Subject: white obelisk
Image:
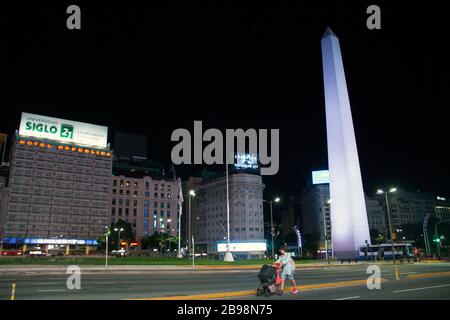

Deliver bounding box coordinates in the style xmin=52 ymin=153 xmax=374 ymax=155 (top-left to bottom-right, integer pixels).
xmin=321 ymin=27 xmax=371 ymax=259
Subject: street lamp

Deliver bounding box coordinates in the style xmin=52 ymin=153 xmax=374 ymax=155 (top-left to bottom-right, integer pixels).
xmin=177 ymin=179 xmax=184 ymax=259
xmin=263 ymin=197 xmax=281 ymax=258
xmin=223 ymin=163 xmax=234 ymax=262
xmin=114 ymin=227 xmax=124 ymax=250
xmin=104 ymin=226 xmax=110 ymax=268
xmin=377 ymin=188 xmax=397 ymax=263
xmin=188 ymin=190 xmax=195 ymax=259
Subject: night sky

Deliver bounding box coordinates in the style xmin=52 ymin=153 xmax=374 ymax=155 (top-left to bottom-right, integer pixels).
xmin=5 ymin=2 xmax=449 ymax=208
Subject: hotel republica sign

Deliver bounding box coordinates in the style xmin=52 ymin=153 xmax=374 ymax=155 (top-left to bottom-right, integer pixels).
xmin=19 ymin=112 xmax=108 ymax=148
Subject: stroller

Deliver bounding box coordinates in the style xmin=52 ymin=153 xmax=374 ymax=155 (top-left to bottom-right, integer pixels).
xmin=256 ymin=263 xmax=282 ymax=297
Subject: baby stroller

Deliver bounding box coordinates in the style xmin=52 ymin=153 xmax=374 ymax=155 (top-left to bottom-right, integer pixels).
xmin=256 ymin=263 xmax=282 ymax=297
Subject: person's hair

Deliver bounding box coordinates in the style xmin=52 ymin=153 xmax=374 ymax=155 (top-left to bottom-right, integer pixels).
xmin=279 ymin=246 xmax=288 ymax=253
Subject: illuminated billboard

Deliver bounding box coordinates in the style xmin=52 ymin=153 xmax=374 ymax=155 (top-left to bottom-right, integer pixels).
xmin=312 ymin=170 xmax=330 ymax=184
xmin=19 ymin=112 xmax=108 ymax=148
xmin=234 ymin=153 xmax=258 ymax=170
xmin=217 ymin=241 xmax=267 ymax=252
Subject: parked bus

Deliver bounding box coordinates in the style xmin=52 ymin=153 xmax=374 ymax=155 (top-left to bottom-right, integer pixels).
xmin=359 ymin=242 xmax=414 ymax=260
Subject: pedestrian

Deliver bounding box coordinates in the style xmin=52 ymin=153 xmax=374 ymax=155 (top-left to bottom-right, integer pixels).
xmin=274 ymin=246 xmax=298 ymax=294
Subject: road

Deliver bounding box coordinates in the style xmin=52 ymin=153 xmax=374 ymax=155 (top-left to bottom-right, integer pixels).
xmin=1 ymin=262 xmax=450 ymax=300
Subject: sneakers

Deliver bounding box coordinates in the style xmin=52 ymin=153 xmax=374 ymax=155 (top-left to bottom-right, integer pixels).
xmin=291 ymin=289 xmax=299 ymax=294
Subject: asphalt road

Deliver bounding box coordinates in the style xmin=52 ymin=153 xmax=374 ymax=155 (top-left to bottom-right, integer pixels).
xmin=1 ymin=263 xmax=450 ymax=300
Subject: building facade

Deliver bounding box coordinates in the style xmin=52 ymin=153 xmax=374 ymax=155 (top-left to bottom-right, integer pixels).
xmin=192 ymin=173 xmax=265 ymax=253
xmin=365 ymin=196 xmax=386 ymax=236
xmin=300 ymin=184 xmax=331 ymax=254
xmin=109 ymin=175 xmax=181 ymax=241
xmin=0 ymin=136 xmax=112 ymax=240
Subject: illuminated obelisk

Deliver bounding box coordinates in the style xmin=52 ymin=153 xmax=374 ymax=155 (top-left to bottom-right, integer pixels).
xmin=321 ymin=27 xmax=371 ymax=259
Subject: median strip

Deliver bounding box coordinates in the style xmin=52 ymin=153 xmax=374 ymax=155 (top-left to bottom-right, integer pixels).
xmin=132 ymin=278 xmax=386 ymax=300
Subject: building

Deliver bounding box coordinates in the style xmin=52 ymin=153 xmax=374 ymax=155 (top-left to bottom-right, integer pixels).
xmin=0 ymin=175 xmax=7 ymax=239
xmin=280 ymin=195 xmax=301 ymax=239
xmin=0 ymin=133 xmax=7 ymax=165
xmin=300 ymin=184 xmax=331 ymax=255
xmin=322 ymin=28 xmax=371 ymax=258
xmin=0 ymin=113 xmax=112 ymax=246
xmin=365 ymin=196 xmax=386 ymax=236
xmin=110 ymin=135 xmax=181 ymax=243
xmin=113 ymin=131 xmax=148 ymax=160
xmin=372 ymin=188 xmax=436 ymax=232
xmin=109 ymin=175 xmax=181 ymax=242
xmin=435 ymin=196 xmax=450 ymax=220
xmin=192 ymin=172 xmax=265 ymax=256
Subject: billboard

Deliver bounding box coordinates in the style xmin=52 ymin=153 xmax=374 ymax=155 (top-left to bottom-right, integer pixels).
xmin=217 ymin=241 xmax=267 ymax=252
xmin=234 ymin=153 xmax=258 ymax=170
xmin=19 ymin=112 xmax=108 ymax=148
xmin=312 ymin=170 xmax=330 ymax=184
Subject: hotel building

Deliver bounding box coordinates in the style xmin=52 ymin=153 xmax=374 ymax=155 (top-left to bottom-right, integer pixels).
xmin=0 ymin=113 xmax=112 ymax=243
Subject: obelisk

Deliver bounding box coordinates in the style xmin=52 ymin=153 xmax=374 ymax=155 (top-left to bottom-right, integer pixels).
xmin=321 ymin=27 xmax=371 ymax=259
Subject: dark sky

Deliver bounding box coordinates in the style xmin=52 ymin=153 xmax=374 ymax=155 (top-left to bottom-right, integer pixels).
xmin=5 ymin=2 xmax=449 ymax=206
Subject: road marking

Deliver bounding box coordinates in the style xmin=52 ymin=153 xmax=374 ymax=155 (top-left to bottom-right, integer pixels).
xmin=406 ymin=271 xmax=450 ymax=280
xmin=334 ymin=296 xmax=360 ymax=300
xmin=37 ymin=289 xmax=65 ymax=292
xmin=393 ymin=284 xmax=450 ymax=294
xmin=131 ymin=278 xmax=386 ymax=300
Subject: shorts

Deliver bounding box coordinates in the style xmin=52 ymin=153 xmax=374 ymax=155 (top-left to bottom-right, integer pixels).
xmin=280 ymin=271 xmax=294 ymax=280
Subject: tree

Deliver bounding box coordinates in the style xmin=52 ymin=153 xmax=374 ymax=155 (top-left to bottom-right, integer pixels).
xmin=370 ymin=228 xmax=385 ymax=244
xmin=302 ymin=233 xmax=319 ymax=258
xmin=97 ymin=219 xmax=134 ymax=250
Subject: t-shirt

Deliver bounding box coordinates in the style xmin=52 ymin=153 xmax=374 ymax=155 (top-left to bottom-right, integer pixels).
xmin=276 ymin=253 xmax=294 ymax=275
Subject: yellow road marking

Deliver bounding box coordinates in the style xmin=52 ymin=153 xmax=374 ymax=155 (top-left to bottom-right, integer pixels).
xmin=406 ymin=271 xmax=450 ymax=280
xmin=131 ymin=278 xmax=386 ymax=300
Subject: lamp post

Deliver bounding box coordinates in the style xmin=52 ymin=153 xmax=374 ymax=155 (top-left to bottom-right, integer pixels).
xmin=166 ymin=219 xmax=172 ymax=253
xmin=104 ymin=226 xmax=110 ymax=268
xmin=114 ymin=227 xmax=124 ymax=250
xmin=434 ymin=219 xmax=450 ymax=258
xmin=188 ymin=190 xmax=195 ymax=259
xmin=377 ymin=188 xmax=397 ymax=263
xmin=223 ymin=162 xmax=234 ymax=262
xmin=263 ymin=197 xmax=280 ymax=258
xmin=177 ymin=179 xmax=183 ymax=258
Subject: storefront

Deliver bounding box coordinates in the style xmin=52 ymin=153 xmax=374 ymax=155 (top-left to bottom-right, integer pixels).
xmin=1 ymin=238 xmax=99 ymax=256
